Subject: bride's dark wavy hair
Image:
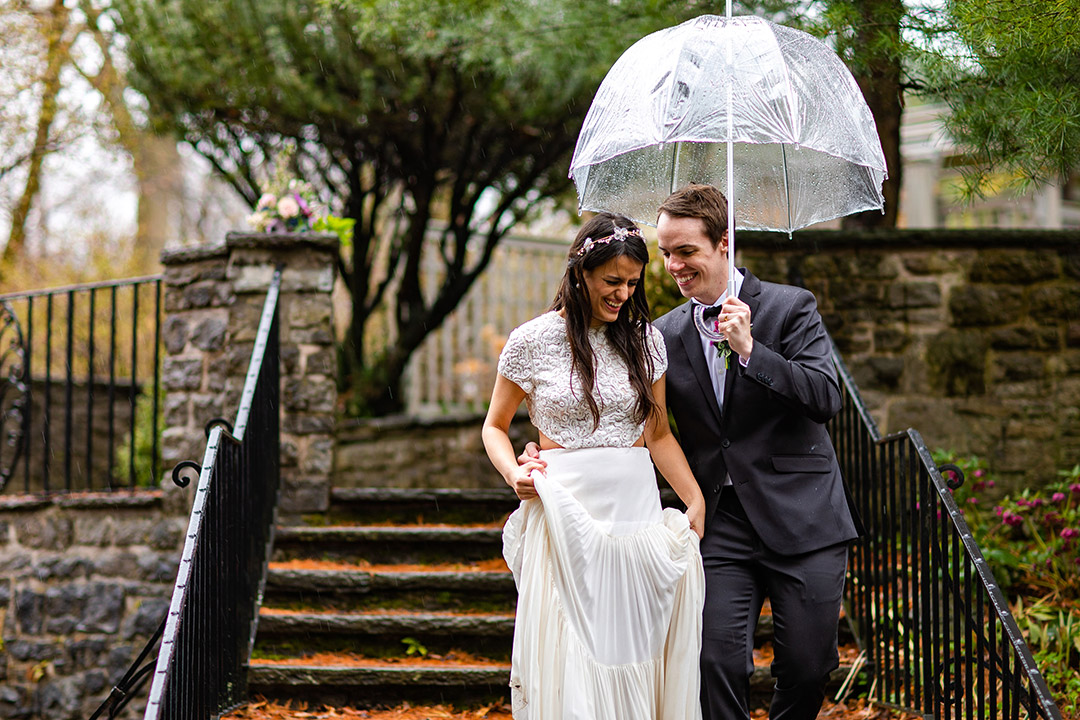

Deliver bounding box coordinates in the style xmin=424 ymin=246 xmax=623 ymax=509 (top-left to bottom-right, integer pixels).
xmin=551 ymin=213 xmax=658 ymax=430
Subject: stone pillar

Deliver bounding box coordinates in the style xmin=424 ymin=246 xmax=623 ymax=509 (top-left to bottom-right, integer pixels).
xmin=160 ymin=232 xmax=339 ymax=516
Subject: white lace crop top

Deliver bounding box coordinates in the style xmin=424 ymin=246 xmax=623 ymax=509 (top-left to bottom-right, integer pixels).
xmin=497 ymin=311 xmax=668 ymax=449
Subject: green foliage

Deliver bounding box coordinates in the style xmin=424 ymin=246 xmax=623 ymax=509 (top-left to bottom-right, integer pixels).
xmin=916 ymin=0 xmax=1080 ymax=197
xmin=934 ymin=451 xmax=1080 ymax=598
xmin=400 ymin=636 xmax=428 ymax=657
xmin=934 ymin=450 xmax=1080 ymax=714
xmin=1011 ymin=596 xmax=1080 ymax=718
xmin=313 ymin=215 xmax=356 ymax=251
xmin=644 ymin=240 xmax=686 ymax=320
xmin=115 ymin=0 xmax=721 ymax=414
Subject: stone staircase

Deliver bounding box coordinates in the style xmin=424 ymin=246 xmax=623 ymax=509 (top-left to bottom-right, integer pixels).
xmin=246 ymin=487 xmax=862 ymax=711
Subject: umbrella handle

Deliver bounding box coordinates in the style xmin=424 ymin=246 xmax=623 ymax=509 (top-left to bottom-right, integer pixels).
xmin=692 ymin=304 xmax=725 ymax=342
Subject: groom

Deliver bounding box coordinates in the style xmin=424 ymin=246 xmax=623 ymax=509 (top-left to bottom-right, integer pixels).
xmin=652 ymin=183 xmax=859 ymax=720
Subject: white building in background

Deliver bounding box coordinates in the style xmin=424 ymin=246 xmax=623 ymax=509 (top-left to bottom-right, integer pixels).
xmin=899 ymin=102 xmax=1080 ymax=229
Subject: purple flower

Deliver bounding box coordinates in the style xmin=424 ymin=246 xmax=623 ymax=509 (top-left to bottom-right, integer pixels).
xmin=1071 ymin=483 xmax=1080 ymax=495
xmin=1060 ymin=528 xmax=1079 ymax=540
xmin=295 ymin=192 xmax=313 ymax=218
xmin=1028 ymin=498 xmax=1046 ymax=508
xmin=1052 ymin=492 xmax=1066 ymax=503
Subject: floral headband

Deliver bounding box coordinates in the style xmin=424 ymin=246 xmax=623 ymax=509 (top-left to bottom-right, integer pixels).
xmin=576 ymin=225 xmax=644 ymax=256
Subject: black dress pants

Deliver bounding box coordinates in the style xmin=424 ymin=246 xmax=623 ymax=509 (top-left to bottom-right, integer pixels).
xmin=700 ymin=486 xmax=849 ymax=720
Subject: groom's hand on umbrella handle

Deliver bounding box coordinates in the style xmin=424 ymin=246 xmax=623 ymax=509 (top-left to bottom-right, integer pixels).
xmin=719 ymin=297 xmax=753 ymax=361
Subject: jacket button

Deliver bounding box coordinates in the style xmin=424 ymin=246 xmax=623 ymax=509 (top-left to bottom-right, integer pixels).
xmin=721 ymin=439 xmax=731 ymax=449
xmin=713 ymin=485 xmax=721 ymax=494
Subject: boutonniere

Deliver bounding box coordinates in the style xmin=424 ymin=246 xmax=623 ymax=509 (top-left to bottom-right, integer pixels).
xmin=712 ymin=318 xmax=732 ymax=370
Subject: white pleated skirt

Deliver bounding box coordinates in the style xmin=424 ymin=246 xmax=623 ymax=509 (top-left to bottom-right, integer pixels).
xmin=502 ymin=446 xmax=704 ymax=720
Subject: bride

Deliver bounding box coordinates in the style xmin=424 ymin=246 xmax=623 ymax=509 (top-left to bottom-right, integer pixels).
xmin=483 ymin=212 xmax=705 ymax=720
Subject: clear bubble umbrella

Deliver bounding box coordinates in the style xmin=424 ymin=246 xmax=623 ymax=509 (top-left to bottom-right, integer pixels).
xmin=569 ymin=12 xmax=887 ymax=338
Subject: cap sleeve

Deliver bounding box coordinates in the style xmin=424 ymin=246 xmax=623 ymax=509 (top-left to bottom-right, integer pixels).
xmin=497 ymin=325 xmax=534 ymax=393
xmin=647 ymin=324 xmax=668 ymax=382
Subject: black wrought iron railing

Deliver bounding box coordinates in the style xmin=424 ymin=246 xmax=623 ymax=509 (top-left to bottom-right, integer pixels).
xmin=0 ymin=276 xmax=163 ymax=495
xmin=136 ymin=269 xmax=282 ymax=720
xmin=830 ymin=347 xmax=1063 ymax=720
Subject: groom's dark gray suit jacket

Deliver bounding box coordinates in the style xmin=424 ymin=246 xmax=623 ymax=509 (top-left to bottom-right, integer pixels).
xmin=654 ymin=269 xmax=860 ymax=556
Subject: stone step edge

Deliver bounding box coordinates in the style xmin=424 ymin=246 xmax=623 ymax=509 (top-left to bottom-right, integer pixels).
xmin=258 ymin=611 xmax=515 ymax=636
xmin=256 ymin=609 xmax=786 ymax=638
xmin=247 ymin=662 xmax=856 ymax=689
xmin=266 ymin=568 xmax=515 ymax=592
xmin=248 ymin=663 xmax=509 ymax=687
xmin=274 ymin=526 xmax=503 ymax=542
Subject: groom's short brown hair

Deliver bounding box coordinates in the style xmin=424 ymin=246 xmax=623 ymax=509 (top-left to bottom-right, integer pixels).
xmin=657 ymin=184 xmax=729 ymax=249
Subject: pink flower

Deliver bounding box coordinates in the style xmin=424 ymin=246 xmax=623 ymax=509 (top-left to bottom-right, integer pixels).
xmin=968 ymin=497 xmax=979 ymax=504
xmin=1028 ymin=498 xmax=1046 ymax=508
xmin=1070 ymin=483 xmax=1080 ymax=495
xmin=987 ymin=479 xmax=996 ymax=488
xmin=974 ymin=469 xmax=985 ymax=478
xmin=1002 ymin=511 xmax=1024 ymax=527
xmin=973 ymin=481 xmax=986 ymax=492
xmin=1053 ymin=492 xmax=1067 ymax=503
xmin=1060 ymin=528 xmax=1079 ymax=540
xmin=995 ymin=506 xmax=1004 ymax=516
xmin=277 ymin=195 xmax=300 ymax=219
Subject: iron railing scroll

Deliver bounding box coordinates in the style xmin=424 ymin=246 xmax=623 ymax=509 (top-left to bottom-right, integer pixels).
xmin=829 ymin=344 xmax=1063 ymax=720
xmin=0 ymin=277 xmax=162 ymax=494
xmin=140 ymin=268 xmax=282 ymax=720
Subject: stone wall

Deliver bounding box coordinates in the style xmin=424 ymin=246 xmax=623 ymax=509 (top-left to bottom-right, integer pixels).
xmin=736 ymin=229 xmax=1080 ymax=490
xmin=0 ymin=492 xmax=185 ymax=719
xmin=334 ymin=412 xmax=535 ymax=489
xmin=161 ymin=232 xmax=340 ymax=516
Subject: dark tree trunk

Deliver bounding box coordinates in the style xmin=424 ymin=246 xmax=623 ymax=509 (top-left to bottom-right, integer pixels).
xmin=841 ymin=0 xmax=904 ymax=229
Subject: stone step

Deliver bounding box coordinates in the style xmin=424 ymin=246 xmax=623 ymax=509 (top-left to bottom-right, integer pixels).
xmin=246 ymin=654 xmax=862 ymax=709
xmin=324 ymin=487 xmax=520 ymax=526
xmin=272 ymin=524 xmax=504 ymax=564
xmin=263 ymin=564 xmax=518 ymax=613
xmin=320 ymin=486 xmax=684 ymax=525
xmin=258 ymin=609 xmax=516 ymax=637
xmin=247 ymin=659 xmax=511 ymax=708
xmin=254 ymin=609 xmax=515 ymax=659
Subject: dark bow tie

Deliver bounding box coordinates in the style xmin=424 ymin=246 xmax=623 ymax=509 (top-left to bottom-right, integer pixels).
xmin=699 ymin=304 xmax=724 ymax=320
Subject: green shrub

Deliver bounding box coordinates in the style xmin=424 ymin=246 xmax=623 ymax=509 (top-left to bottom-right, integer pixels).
xmin=934 ymin=451 xmax=1080 ymax=716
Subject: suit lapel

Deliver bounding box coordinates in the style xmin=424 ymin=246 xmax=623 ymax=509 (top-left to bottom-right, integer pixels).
xmin=677 ymin=303 xmax=723 ymax=425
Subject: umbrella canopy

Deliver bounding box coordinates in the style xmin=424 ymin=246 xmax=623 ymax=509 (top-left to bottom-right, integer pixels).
xmin=569 ymin=14 xmax=887 ymax=233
